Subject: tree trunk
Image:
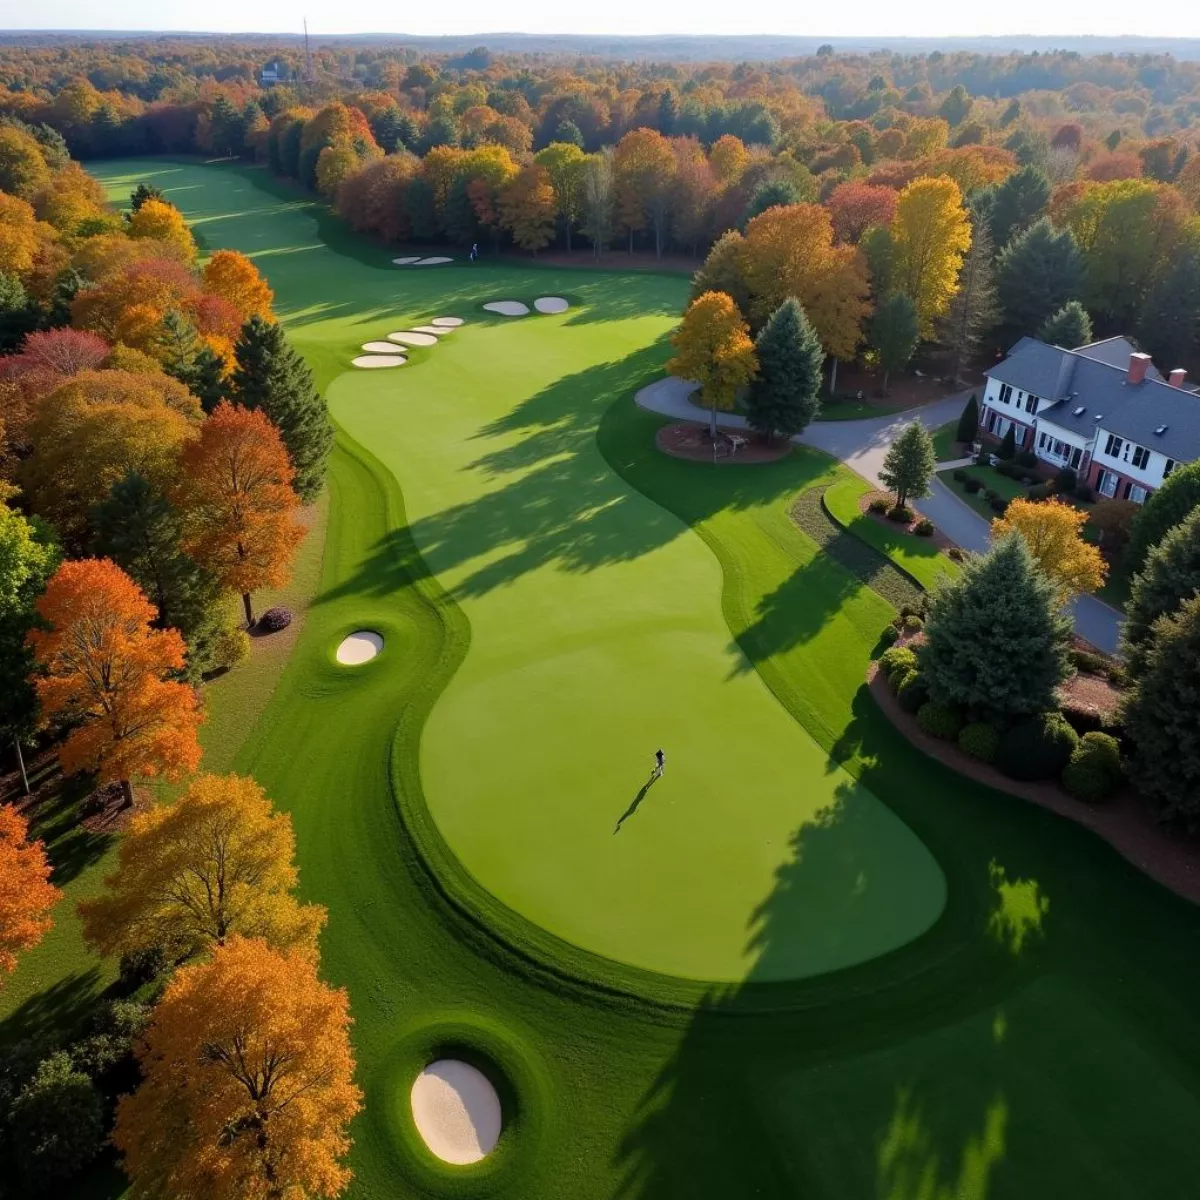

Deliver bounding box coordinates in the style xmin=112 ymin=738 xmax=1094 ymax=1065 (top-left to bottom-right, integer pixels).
xmin=710 ymin=397 xmax=718 ymax=441
xmin=120 ymin=778 xmax=134 ymax=809
xmin=14 ymin=738 xmax=29 ymax=797
xmin=882 ymin=368 xmax=891 ymax=395
xmin=829 ymin=358 xmax=838 ymax=395
xmin=566 ymin=224 xmax=572 ymax=253
xmin=628 ymin=227 xmax=634 ymax=254
xmin=242 ymin=592 xmax=255 ymax=628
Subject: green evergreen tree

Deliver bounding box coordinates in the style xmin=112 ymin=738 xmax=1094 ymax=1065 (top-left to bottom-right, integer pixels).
xmin=938 ymin=84 xmax=972 ymax=127
xmin=998 ymin=423 xmax=1017 ymax=459
xmin=404 ymin=176 xmax=439 ymax=240
xmin=996 ymin=218 xmax=1085 ymax=336
xmin=988 ymin=164 xmax=1051 ymax=250
xmin=871 ymin=292 xmax=919 ymax=393
xmin=745 ymin=298 xmax=824 ymax=440
xmin=93 ymin=472 xmax=230 ymax=679
xmin=157 ymin=309 xmax=227 ymax=412
xmin=1138 ymin=243 xmax=1200 ymax=372
xmin=956 ymin=393 xmax=979 ymax=443
xmin=739 ymin=179 xmax=801 ymax=230
xmin=129 ymin=182 xmax=165 ymax=212
xmin=1127 ymin=460 xmax=1200 ymax=572
xmin=1123 ymin=506 xmax=1200 ymax=680
xmin=554 ymin=120 xmax=584 ymax=148
xmin=230 ymin=315 xmax=332 ymax=502
xmin=0 ymin=270 xmax=37 ymax=352
xmin=879 ymin=420 xmax=936 ymax=507
xmin=1123 ymin=595 xmax=1200 ymax=828
xmin=922 ymin=534 xmax=1072 ymax=722
xmin=939 ymin=220 xmax=997 ymax=385
xmin=1038 ymin=300 xmax=1093 ymax=348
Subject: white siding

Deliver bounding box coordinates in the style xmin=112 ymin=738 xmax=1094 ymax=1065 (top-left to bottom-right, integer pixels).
xmin=1092 ymin=429 xmax=1178 ymax=489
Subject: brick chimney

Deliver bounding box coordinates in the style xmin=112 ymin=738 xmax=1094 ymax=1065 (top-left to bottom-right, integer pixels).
xmin=1127 ymin=352 xmax=1152 ymax=385
xmin=1170 ymin=368 xmax=1188 ymax=388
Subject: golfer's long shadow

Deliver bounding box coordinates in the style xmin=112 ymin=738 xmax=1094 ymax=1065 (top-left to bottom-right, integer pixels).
xmin=614 ymin=773 xmax=659 ymax=833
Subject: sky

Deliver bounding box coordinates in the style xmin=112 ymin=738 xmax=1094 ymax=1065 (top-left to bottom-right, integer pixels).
xmin=4 ymin=0 xmax=1200 ymax=38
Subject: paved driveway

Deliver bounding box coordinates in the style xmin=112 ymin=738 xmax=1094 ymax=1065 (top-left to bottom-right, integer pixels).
xmin=635 ymin=378 xmax=1124 ymax=653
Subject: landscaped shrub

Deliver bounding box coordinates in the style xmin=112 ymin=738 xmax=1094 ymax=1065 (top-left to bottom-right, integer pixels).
xmin=1021 ymin=474 xmax=1038 ymax=485
xmin=1056 ymin=467 xmax=1078 ymax=493
xmin=975 ymin=450 xmax=991 ymax=467
xmin=257 ymin=606 xmax=293 ymax=633
xmin=997 ymin=713 xmax=1079 ymax=780
xmin=879 ymin=646 xmax=918 ymax=683
xmin=896 ymin=671 xmax=930 ymax=713
xmin=902 ymin=613 xmax=924 ymax=631
xmin=964 ymin=477 xmax=983 ymax=494
xmin=1017 ymin=450 xmax=1038 ymax=469
xmin=888 ymin=504 xmax=915 ymax=523
xmin=958 ymin=721 xmax=1000 ymax=763
xmin=948 ymin=546 xmax=966 ymax=562
xmin=211 ymin=627 xmax=249 ymax=671
xmin=953 ymin=468 xmax=968 ymax=482
xmin=868 ymin=495 xmax=890 ymax=514
xmin=1070 ymin=647 xmax=1110 ymax=675
xmin=989 ymin=495 xmax=1009 ymax=513
xmin=1060 ymin=696 xmax=1108 ymax=735
xmin=914 ymin=517 xmax=934 ymax=536
xmin=996 ymin=461 xmax=1022 ymax=480
xmin=899 ymin=601 xmax=927 ymax=619
xmin=917 ymin=702 xmax=964 ymax=740
xmin=1061 ymin=733 xmax=1123 ymax=803
xmin=1074 ymin=484 xmax=1094 ymax=502
xmin=1027 ymin=482 xmax=1054 ymax=501
xmin=879 ymin=624 xmax=901 ymax=647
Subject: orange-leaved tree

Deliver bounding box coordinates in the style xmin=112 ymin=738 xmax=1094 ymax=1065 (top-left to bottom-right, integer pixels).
xmin=113 ymin=936 xmax=362 ymax=1200
xmin=201 ymin=249 xmax=275 ymax=325
xmin=79 ymin=773 xmax=325 ymax=963
xmin=498 ymin=164 xmax=557 ymax=254
xmin=668 ymin=290 xmax=758 ymax=438
xmin=0 ymin=804 xmax=61 ymax=984
xmin=176 ymin=402 xmax=304 ymax=627
xmin=127 ymin=196 xmax=197 ymax=262
xmin=992 ymin=497 xmax=1107 ymax=602
xmin=28 ymin=558 xmax=203 ymax=806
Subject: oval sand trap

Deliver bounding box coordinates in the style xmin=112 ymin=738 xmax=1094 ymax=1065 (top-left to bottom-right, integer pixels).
xmin=351 ymin=355 xmax=405 ymax=369
xmin=410 ymin=325 xmax=454 ymax=336
xmin=392 ymin=256 xmax=421 ymax=265
xmin=362 ymin=340 xmax=405 ymax=352
xmin=387 ymin=331 xmax=439 ymax=347
xmin=483 ymin=300 xmax=530 ymax=316
xmin=432 ymin=316 xmax=464 ymax=327
xmin=336 ymin=631 xmax=384 ymax=664
xmin=534 ymin=296 xmax=570 ymax=314
xmin=416 ymin=256 xmax=453 ymax=265
xmin=410 ymin=1060 xmax=501 ymax=1165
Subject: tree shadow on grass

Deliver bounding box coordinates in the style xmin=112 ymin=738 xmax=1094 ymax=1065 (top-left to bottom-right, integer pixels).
xmin=0 ymin=968 xmax=106 ymax=1049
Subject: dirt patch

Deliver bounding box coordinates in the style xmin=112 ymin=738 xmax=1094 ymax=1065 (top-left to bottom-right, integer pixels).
xmin=868 ymin=664 xmax=1200 ymax=905
xmin=834 ymin=365 xmax=980 ymax=409
xmin=80 ymin=782 xmax=152 ymax=835
xmin=656 ymin=421 xmax=792 ymax=464
xmin=857 ymin=488 xmax=957 ymax=554
xmin=1059 ymin=671 xmax=1122 ymax=719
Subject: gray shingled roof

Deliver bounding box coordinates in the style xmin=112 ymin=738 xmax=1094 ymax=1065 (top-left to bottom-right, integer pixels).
xmin=987 ymin=337 xmax=1200 ymax=463
xmin=1073 ymin=336 xmax=1164 ymax=381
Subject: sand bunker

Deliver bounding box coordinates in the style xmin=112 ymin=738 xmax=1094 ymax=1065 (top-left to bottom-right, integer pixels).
xmin=534 ymin=296 xmax=570 ymax=314
xmin=483 ymin=300 xmax=530 ymax=316
xmin=410 ymin=325 xmax=454 ymax=336
xmin=351 ymin=355 xmax=405 ymax=369
xmin=392 ymin=256 xmax=422 ymax=265
xmin=416 ymin=256 xmax=453 ymax=265
xmin=362 ymin=340 xmax=404 ymax=352
xmin=410 ymin=1060 xmax=502 ymax=1165
xmin=386 ymin=331 xmax=439 ymax=347
xmin=432 ymin=317 xmax=464 ymax=327
xmin=336 ymin=631 xmax=384 ymax=664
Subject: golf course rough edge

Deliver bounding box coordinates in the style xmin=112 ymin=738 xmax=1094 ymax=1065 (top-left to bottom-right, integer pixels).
xmin=336 ymin=631 xmax=383 ymax=664
xmin=410 ymin=1060 xmax=502 ymax=1164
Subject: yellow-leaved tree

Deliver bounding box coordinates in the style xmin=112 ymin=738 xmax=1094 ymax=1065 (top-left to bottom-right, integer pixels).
xmin=890 ymin=175 xmax=971 ymax=337
xmin=79 ymin=773 xmax=325 ymax=963
xmin=668 ymin=290 xmax=758 ymax=437
xmin=991 ymin=498 xmax=1107 ymax=601
xmin=113 ymin=936 xmax=361 ymax=1200
xmin=127 ymin=197 xmax=197 ymax=263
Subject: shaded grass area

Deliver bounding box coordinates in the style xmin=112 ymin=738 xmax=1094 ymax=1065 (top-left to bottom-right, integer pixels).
xmin=819 ymin=397 xmax=916 ymax=421
xmin=932 ymin=419 xmax=963 ymax=462
xmin=823 ymin=475 xmax=960 ymax=593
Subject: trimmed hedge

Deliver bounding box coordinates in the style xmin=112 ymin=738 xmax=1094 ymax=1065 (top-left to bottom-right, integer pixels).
xmin=879 ymin=624 xmax=901 ymax=647
xmin=868 ymin=496 xmax=890 ymax=514
xmin=914 ymin=518 xmax=934 ymax=536
xmin=888 ymin=504 xmax=915 ymax=523
xmin=257 ymin=606 xmax=294 ymax=633
xmin=879 ymin=646 xmax=918 ymax=683
xmin=896 ymin=671 xmax=930 ymax=713
xmin=1061 ymin=732 xmax=1123 ymax=803
xmin=917 ymin=702 xmax=964 ymax=740
xmin=958 ymin=721 xmax=1000 ymax=764
xmin=964 ymin=477 xmax=983 ymax=494
xmin=997 ymin=713 xmax=1079 ymax=781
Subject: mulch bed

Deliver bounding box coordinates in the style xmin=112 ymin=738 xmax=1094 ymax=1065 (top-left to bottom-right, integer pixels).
xmin=857 ymin=488 xmax=958 ymax=556
xmin=656 ymin=421 xmax=792 ymax=465
xmin=833 ymin=365 xmax=981 ymax=408
xmin=868 ymin=662 xmax=1200 ymax=905
xmin=1058 ymin=670 xmax=1122 ymax=720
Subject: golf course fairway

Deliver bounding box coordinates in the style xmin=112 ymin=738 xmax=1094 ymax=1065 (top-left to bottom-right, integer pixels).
xmin=69 ymin=159 xmax=1200 ymax=1200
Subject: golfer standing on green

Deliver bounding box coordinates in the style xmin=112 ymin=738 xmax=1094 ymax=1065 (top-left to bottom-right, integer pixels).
xmin=654 ymin=748 xmax=665 ymax=777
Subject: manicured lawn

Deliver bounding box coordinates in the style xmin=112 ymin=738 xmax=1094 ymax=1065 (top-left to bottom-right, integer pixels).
xmin=938 ymin=461 xmax=1030 ymax=520
xmin=932 ymin=419 xmax=963 ymax=462
xmin=819 ymin=397 xmax=915 ymax=421
xmin=45 ymin=158 xmax=1200 ymax=1200
xmin=823 ymin=476 xmax=960 ymax=592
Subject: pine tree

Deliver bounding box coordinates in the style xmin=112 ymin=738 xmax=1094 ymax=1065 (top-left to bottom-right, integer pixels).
xmin=1122 ymin=506 xmax=1200 ymax=680
xmin=940 ymin=220 xmax=997 ymax=384
xmin=871 ymin=293 xmax=919 ymax=393
xmin=998 ymin=423 xmax=1017 ymax=459
xmin=93 ymin=472 xmax=229 ymax=679
xmin=744 ymin=298 xmax=824 ymax=440
xmin=129 ymin=183 xmax=165 ymax=212
xmin=1127 ymin=460 xmax=1200 ymax=572
xmin=1039 ymin=300 xmax=1093 ymax=349
xmin=956 ymin=394 xmax=979 ymax=443
xmin=1138 ymin=243 xmax=1200 ymax=371
xmin=996 ymin=218 xmax=1085 ymax=336
xmin=739 ymin=180 xmax=801 ymax=231
xmin=988 ymin=165 xmax=1051 ymax=250
xmin=879 ymin=420 xmax=936 ymax=507
xmin=157 ymin=310 xmax=226 ymax=413
xmin=922 ymin=534 xmax=1072 ymax=722
xmin=1123 ymin=596 xmax=1200 ymax=828
xmin=230 ymin=316 xmax=332 ymax=502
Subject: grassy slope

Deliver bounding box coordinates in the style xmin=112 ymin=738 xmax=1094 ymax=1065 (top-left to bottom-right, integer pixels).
xmin=61 ymin=159 xmax=1200 ymax=1200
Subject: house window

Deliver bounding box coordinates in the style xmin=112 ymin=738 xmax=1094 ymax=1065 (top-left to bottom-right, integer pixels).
xmin=1039 ymin=432 xmax=1048 ymax=449
xmin=1104 ymin=434 xmax=1123 ymax=458
xmin=1071 ymin=446 xmax=1082 ymax=469
xmin=1131 ymin=445 xmax=1150 ymax=470
xmin=995 ymin=417 xmax=1010 ymax=439
xmin=1097 ymin=469 xmax=1118 ymax=498
xmin=1024 ymin=393 xmax=1039 ymax=414
xmin=1012 ymin=424 xmax=1025 ymax=447
xmin=999 ymin=383 xmax=1013 ymax=405
xmin=1165 ymin=459 xmax=1177 ymax=478
xmin=1129 ymin=484 xmax=1148 ymax=505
